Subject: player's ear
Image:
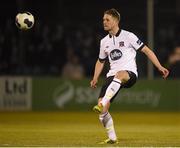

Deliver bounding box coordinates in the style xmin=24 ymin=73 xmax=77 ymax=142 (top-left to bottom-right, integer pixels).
xmin=114 ymin=18 xmax=119 ymax=24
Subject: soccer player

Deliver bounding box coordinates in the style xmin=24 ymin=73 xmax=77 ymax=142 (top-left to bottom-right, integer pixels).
xmin=90 ymin=8 xmax=169 ymax=144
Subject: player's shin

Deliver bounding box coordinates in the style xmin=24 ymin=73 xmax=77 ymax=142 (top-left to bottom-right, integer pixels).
xmin=99 ymin=112 xmax=117 ymax=141
xmin=100 ymin=78 xmax=121 ymax=106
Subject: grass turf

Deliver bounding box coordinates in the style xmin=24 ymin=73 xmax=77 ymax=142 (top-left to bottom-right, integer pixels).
xmin=0 ymin=111 xmax=179 ymax=147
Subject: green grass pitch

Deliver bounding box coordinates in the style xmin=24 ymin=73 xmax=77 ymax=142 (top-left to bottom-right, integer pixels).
xmin=0 ymin=111 xmax=179 ymax=147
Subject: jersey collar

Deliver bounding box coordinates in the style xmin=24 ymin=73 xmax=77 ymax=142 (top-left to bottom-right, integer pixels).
xmin=109 ymin=29 xmax=121 ymax=38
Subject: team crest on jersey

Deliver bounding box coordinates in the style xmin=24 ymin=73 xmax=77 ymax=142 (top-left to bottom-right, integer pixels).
xmin=119 ymin=41 xmax=124 ymax=47
xmin=110 ymin=49 xmax=122 ymax=61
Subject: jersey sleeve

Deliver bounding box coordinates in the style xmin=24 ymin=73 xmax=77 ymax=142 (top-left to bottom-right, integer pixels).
xmin=98 ymin=40 xmax=107 ymax=62
xmin=128 ymin=33 xmax=145 ymax=51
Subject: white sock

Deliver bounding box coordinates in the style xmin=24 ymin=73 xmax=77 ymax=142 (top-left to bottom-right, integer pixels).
xmin=100 ymin=78 xmax=121 ymax=106
xmin=99 ymin=112 xmax=117 ymax=141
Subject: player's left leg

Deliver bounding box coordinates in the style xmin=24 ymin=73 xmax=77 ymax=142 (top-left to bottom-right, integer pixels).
xmin=100 ymin=71 xmax=130 ymax=107
xmin=93 ymin=71 xmax=129 ymax=114
xmin=93 ymin=70 xmax=137 ymax=113
xmin=93 ymin=76 xmax=115 ymax=114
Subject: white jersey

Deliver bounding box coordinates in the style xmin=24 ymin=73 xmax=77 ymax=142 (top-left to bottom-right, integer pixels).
xmin=99 ymin=29 xmax=145 ymax=77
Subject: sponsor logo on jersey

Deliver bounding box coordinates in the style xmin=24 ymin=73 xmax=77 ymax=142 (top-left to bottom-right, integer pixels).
xmin=110 ymin=49 xmax=122 ymax=61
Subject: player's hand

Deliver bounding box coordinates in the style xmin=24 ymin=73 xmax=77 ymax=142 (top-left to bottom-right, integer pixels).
xmin=158 ymin=66 xmax=169 ymax=79
xmin=90 ymin=79 xmax=98 ymax=88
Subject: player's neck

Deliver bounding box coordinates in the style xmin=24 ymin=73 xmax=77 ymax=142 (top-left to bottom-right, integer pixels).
xmin=109 ymin=26 xmax=120 ymax=36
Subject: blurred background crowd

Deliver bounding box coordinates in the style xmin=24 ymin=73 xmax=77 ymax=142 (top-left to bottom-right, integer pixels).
xmin=0 ymin=0 xmax=179 ymax=78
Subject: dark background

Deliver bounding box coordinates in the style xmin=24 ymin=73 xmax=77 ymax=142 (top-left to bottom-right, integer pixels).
xmin=0 ymin=0 xmax=179 ymax=78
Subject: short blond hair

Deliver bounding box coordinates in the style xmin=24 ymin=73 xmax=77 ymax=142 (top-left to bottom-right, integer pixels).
xmin=104 ymin=8 xmax=120 ymax=22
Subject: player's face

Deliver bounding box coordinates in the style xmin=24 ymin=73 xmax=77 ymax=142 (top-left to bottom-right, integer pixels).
xmin=103 ymin=14 xmax=117 ymax=31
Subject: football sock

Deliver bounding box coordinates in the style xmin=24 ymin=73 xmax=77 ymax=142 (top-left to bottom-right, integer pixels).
xmin=100 ymin=78 xmax=121 ymax=106
xmin=99 ymin=112 xmax=117 ymax=141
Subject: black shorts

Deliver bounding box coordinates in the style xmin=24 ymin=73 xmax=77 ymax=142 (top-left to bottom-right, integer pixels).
xmin=99 ymin=71 xmax=137 ymax=103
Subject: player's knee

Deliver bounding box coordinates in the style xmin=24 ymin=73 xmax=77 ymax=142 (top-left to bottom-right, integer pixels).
xmin=115 ymin=71 xmax=125 ymax=78
xmin=99 ymin=112 xmax=108 ymax=127
xmin=115 ymin=71 xmax=130 ymax=83
xmin=99 ymin=115 xmax=105 ymax=127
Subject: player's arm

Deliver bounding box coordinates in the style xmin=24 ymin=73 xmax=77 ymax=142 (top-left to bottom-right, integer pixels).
xmin=141 ymin=45 xmax=169 ymax=79
xmin=90 ymin=59 xmax=105 ymax=88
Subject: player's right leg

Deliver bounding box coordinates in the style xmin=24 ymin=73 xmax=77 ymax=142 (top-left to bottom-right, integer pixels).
xmin=94 ymin=98 xmax=117 ymax=143
xmin=99 ymin=138 xmax=118 ymax=144
xmin=93 ymin=71 xmax=137 ymax=144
